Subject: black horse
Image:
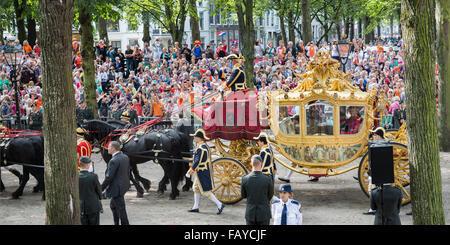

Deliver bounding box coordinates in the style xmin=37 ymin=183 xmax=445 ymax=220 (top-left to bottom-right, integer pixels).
xmin=0 ymin=134 xmax=45 ymax=200
xmin=82 ymin=120 xmax=193 ymax=199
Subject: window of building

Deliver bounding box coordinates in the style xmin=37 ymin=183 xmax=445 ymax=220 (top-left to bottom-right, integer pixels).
xmin=111 ymin=41 xmax=121 ymax=49
xmin=200 ymin=12 xmax=204 ymax=30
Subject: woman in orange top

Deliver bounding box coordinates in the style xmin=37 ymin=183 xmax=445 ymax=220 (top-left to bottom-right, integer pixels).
xmin=152 ymin=96 xmax=165 ymax=117
xmin=23 ymin=41 xmax=33 ymax=54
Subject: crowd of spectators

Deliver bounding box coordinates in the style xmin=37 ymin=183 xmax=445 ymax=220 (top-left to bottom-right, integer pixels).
xmin=0 ymin=34 xmax=411 ymax=130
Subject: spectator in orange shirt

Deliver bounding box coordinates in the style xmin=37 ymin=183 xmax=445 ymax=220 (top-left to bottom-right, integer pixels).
xmin=22 ymin=40 xmax=33 ymax=55
xmin=152 ymin=96 xmax=165 ymax=117
xmin=35 ymin=95 xmax=43 ymax=111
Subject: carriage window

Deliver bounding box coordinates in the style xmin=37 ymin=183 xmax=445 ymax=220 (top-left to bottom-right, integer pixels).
xmin=305 ymin=100 xmax=334 ymax=136
xmin=339 ymin=106 xmax=365 ymax=135
xmin=278 ymin=106 xmax=300 ymax=135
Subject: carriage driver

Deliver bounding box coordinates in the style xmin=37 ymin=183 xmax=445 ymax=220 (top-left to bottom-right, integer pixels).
xmin=254 ymin=132 xmax=277 ymax=182
xmin=187 ymin=129 xmax=226 ymax=215
xmin=221 ymin=54 xmax=247 ymax=92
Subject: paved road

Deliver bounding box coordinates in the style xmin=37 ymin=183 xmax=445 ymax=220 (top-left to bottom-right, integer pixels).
xmin=1 ymin=152 xmax=449 ymax=225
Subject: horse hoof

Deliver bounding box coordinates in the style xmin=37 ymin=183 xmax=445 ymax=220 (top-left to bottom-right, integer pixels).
xmin=11 ymin=194 xmax=20 ymax=199
xmin=136 ymin=192 xmax=144 ymax=198
xmin=169 ymin=195 xmax=176 ymax=200
xmin=157 ymin=190 xmax=164 ymax=196
xmin=182 ymin=186 xmax=190 ymax=192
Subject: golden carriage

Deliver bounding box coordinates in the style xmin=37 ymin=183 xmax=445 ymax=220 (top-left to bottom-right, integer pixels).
xmin=195 ymin=52 xmax=410 ymax=205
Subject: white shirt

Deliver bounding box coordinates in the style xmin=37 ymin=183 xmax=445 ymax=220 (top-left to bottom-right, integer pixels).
xmin=271 ymin=196 xmax=303 ymax=225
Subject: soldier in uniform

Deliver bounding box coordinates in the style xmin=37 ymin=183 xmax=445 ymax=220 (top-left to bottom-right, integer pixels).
xmin=77 ymin=128 xmax=92 ymax=172
xmin=221 ymin=54 xmax=247 ymax=92
xmin=187 ymin=129 xmax=225 ymax=215
xmin=272 ymin=184 xmax=302 ymax=225
xmin=76 ymin=100 xmax=94 ymax=127
xmin=253 ymin=132 xmax=277 ymax=182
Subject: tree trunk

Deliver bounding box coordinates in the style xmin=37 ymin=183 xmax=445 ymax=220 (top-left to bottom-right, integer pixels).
xmin=401 ymin=0 xmax=445 ymax=225
xmin=0 ymin=25 xmax=4 ymax=42
xmin=358 ymin=18 xmax=363 ymax=39
xmin=350 ymin=17 xmax=355 ymax=41
xmin=14 ymin=0 xmax=27 ymax=44
xmin=27 ymin=15 xmax=37 ymax=46
xmin=302 ymin=0 xmax=312 ymax=44
xmin=335 ymin=19 xmax=341 ymax=40
xmin=97 ymin=17 xmax=109 ymax=46
xmin=377 ymin=24 xmax=381 ymax=39
xmin=38 ymin=0 xmax=80 ymax=225
xmin=279 ymin=14 xmax=287 ymax=47
xmin=437 ymin=0 xmax=450 ymax=152
xmin=78 ymin=5 xmax=98 ymax=119
xmin=189 ymin=0 xmax=200 ymax=44
xmin=142 ymin=11 xmax=151 ymax=44
xmin=287 ymin=11 xmax=295 ymax=44
xmin=236 ymin=0 xmax=255 ymax=89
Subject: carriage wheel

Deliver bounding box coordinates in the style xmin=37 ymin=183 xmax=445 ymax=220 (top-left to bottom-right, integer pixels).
xmin=211 ymin=157 xmax=248 ymax=204
xmin=358 ymin=142 xmax=410 ymax=205
xmin=214 ymin=138 xmax=259 ymax=169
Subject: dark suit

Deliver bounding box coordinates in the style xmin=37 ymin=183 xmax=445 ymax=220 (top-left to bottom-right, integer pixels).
xmin=102 ymin=152 xmax=131 ymax=225
xmin=79 ymin=170 xmax=102 ymax=225
xmin=370 ymin=185 xmax=402 ymax=225
xmin=241 ymin=171 xmax=273 ymax=225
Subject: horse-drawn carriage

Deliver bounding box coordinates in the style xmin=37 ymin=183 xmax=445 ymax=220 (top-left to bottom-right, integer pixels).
xmin=192 ymin=51 xmax=410 ymax=205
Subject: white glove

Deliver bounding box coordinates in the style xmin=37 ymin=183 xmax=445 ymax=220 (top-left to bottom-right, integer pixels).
xmin=185 ymin=173 xmax=191 ymax=178
xmin=218 ymin=85 xmax=224 ymax=92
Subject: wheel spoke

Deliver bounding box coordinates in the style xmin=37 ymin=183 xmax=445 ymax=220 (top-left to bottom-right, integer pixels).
xmin=230 ymin=184 xmax=239 ymax=197
xmin=212 ymin=183 xmax=223 ymax=193
xmin=219 ymin=185 xmax=226 ymax=200
xmin=227 ymin=185 xmax=231 ymax=200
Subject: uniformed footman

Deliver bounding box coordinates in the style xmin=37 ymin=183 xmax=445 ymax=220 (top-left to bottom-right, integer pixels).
xmin=253 ymin=132 xmax=277 ymax=182
xmin=272 ymin=184 xmax=302 ymax=225
xmin=187 ymin=129 xmax=225 ymax=215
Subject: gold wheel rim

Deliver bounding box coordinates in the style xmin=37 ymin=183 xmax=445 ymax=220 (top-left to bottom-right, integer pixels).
xmin=212 ymin=159 xmax=247 ymax=204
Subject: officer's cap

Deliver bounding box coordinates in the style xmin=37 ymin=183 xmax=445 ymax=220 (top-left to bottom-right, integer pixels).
xmin=226 ymin=54 xmax=239 ymax=60
xmin=370 ymin=127 xmax=386 ymax=139
xmin=79 ymin=156 xmax=91 ymax=164
xmin=279 ymin=184 xmax=293 ymax=193
xmin=190 ymin=129 xmax=210 ymax=140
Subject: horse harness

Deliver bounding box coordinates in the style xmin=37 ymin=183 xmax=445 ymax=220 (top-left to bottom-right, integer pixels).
xmin=0 ymin=138 xmax=11 ymax=167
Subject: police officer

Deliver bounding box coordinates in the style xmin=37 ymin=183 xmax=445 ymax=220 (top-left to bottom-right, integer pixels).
xmin=222 ymin=54 xmax=246 ymax=92
xmin=187 ymin=129 xmax=225 ymax=215
xmin=76 ymin=100 xmax=94 ymax=127
xmin=253 ymin=132 xmax=277 ymax=182
xmin=272 ymin=184 xmax=302 ymax=225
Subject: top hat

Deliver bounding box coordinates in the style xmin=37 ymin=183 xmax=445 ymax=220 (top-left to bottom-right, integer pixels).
xmin=370 ymin=127 xmax=386 ymax=139
xmin=226 ymin=54 xmax=239 ymax=60
xmin=190 ymin=129 xmax=210 ymax=140
xmin=279 ymin=184 xmax=293 ymax=192
xmin=253 ymin=132 xmax=270 ymax=143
